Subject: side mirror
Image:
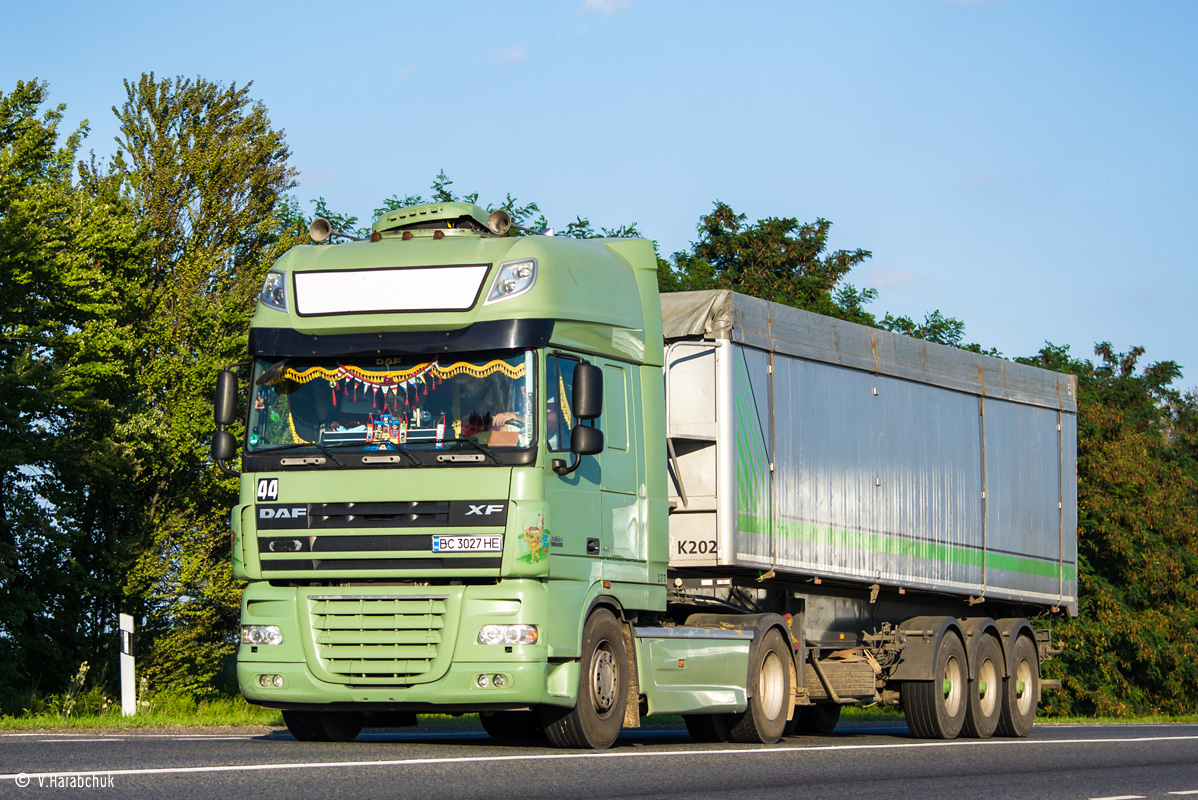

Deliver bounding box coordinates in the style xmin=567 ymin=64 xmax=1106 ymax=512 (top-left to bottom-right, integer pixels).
xmin=211 ymin=430 xmax=238 ymax=462
xmin=214 ymin=370 xmax=238 ymax=427
xmin=572 ymin=363 xmax=603 ymax=420
xmin=553 ymin=422 xmax=604 ymax=476
xmin=570 ymin=424 xmax=604 ymax=456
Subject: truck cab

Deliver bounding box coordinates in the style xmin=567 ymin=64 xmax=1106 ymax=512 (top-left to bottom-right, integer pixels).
xmin=219 ymin=202 xmax=669 ymax=746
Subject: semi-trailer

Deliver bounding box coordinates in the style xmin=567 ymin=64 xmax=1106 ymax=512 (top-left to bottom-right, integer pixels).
xmin=213 ymin=201 xmax=1077 ymax=748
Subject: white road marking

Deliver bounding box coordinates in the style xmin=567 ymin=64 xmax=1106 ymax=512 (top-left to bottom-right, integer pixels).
xmin=1089 ymin=796 xmax=1145 ymax=800
xmin=0 ymin=733 xmax=255 ymax=740
xmin=1167 ymin=792 xmax=1198 ymax=796
xmin=1 ymin=733 xmax=1197 ymax=783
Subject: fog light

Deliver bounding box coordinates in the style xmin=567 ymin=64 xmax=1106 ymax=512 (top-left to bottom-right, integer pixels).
xmin=477 ymin=674 xmax=489 ymax=688
xmin=259 ymin=675 xmax=270 ymax=688
xmin=272 ymin=674 xmax=284 ymax=687
xmin=492 ymin=674 xmax=506 ymax=688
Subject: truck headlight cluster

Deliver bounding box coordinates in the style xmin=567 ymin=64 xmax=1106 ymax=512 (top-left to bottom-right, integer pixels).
xmin=477 ymin=624 xmax=538 ymax=645
xmin=258 ymin=674 xmax=285 ymax=688
xmin=485 ymin=259 xmax=537 ymax=304
xmin=242 ymin=625 xmax=283 ymax=645
xmin=259 ymin=270 xmax=288 ymax=311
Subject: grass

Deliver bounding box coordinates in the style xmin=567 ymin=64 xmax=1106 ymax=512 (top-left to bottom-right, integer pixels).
xmin=1034 ymin=713 xmax=1198 ymax=725
xmin=0 ymin=695 xmax=284 ymax=731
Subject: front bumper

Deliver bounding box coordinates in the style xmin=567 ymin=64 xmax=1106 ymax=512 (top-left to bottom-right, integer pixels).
xmin=239 ymin=659 xmax=575 ymax=711
xmin=237 ymin=579 xmax=577 ymax=711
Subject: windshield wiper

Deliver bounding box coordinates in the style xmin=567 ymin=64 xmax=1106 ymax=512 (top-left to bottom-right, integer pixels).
xmin=441 ymin=438 xmax=503 ymax=466
xmin=254 ymin=440 xmax=345 ymax=468
xmin=321 ymin=439 xmax=420 ymax=467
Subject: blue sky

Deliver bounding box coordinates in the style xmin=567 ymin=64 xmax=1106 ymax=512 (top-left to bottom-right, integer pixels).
xmin=4 ymin=0 xmax=1196 ymax=382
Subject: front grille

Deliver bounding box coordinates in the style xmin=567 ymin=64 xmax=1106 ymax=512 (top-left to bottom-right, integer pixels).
xmin=308 ymin=595 xmax=448 ymax=684
xmin=256 ymin=500 xmax=508 ymax=530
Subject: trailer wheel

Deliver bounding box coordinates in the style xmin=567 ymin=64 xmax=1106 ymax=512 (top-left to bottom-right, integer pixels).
xmin=480 ymin=710 xmax=545 ymax=741
xmin=903 ymin=631 xmax=967 ymax=739
xmin=683 ymin=714 xmax=723 ymax=742
xmin=282 ymin=710 xmax=363 ymax=742
xmin=996 ymin=634 xmax=1039 ymax=738
xmin=962 ymin=634 xmax=1003 ymax=739
xmin=789 ymin=703 xmax=841 ymax=735
xmin=713 ymin=628 xmax=791 ymax=744
xmin=541 ymin=608 xmax=627 ymax=749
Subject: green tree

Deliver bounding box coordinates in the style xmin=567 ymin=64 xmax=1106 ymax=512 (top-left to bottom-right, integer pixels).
xmin=94 ymin=73 xmax=298 ymax=693
xmin=662 ymin=201 xmax=876 ymax=324
xmin=0 ymin=79 xmax=142 ymax=711
xmin=878 ymin=310 xmax=999 ymax=355
xmin=1032 ymin=343 xmax=1198 ymax=716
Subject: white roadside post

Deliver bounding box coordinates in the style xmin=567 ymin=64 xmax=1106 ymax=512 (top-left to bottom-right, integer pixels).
xmin=119 ymin=613 xmax=135 ymax=716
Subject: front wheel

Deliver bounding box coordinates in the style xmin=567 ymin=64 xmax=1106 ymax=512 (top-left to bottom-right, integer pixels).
xmin=541 ymin=608 xmax=628 ymax=749
xmin=283 ymin=710 xmax=363 ymax=742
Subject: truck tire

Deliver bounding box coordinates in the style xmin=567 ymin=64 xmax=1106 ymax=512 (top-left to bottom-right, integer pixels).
xmin=683 ymin=714 xmax=723 ymax=743
xmin=282 ymin=710 xmax=363 ymax=742
xmin=962 ymin=634 xmax=1003 ymax=739
xmin=320 ymin=712 xmax=364 ymax=742
xmin=713 ymin=628 xmax=791 ymax=744
xmin=283 ymin=710 xmax=329 ymax=742
xmin=541 ymin=608 xmax=627 ymax=749
xmin=996 ymin=634 xmax=1039 ymax=738
xmin=789 ymin=703 xmax=841 ymax=735
xmin=903 ymin=631 xmax=967 ymax=739
xmin=480 ymin=710 xmax=545 ymax=741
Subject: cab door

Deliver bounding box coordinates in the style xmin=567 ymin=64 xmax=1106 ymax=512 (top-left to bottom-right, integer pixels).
xmin=598 ymin=362 xmax=642 ymax=561
xmin=543 ymin=353 xmax=602 ymax=563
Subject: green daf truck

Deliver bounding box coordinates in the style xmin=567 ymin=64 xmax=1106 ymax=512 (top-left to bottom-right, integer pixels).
xmin=213 ymin=201 xmax=1077 ymax=749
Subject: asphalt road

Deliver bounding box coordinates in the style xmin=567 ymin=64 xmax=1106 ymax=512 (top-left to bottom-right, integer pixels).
xmin=2 ymin=721 xmax=1198 ymax=799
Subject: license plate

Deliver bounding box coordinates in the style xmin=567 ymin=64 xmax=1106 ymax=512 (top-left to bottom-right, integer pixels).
xmin=432 ymin=535 xmax=503 ymax=553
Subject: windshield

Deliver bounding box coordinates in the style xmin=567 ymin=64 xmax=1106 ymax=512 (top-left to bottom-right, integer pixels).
xmin=246 ymin=351 xmax=534 ymax=453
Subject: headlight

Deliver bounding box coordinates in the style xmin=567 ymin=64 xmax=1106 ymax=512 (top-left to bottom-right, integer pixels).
xmin=484 ymin=259 xmax=537 ymax=304
xmin=241 ymin=625 xmax=283 ymax=645
xmin=477 ymin=624 xmax=538 ymax=645
xmin=259 ymin=271 xmax=288 ymax=311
